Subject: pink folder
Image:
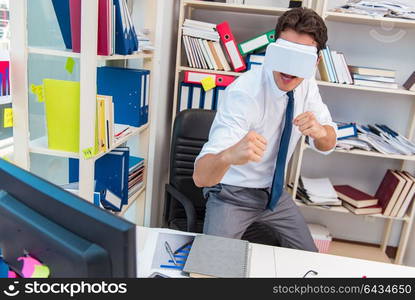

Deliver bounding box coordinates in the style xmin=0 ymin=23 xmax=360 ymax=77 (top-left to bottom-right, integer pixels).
xmin=70 ymin=0 xmax=111 ymax=55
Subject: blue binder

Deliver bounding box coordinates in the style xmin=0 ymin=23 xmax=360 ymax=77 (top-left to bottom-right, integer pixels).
xmin=213 ymin=86 xmax=226 ymax=111
xmin=69 ymin=148 xmax=130 ymax=208
xmin=97 ymin=66 xmax=150 ymax=127
xmin=51 ymin=0 xmax=72 ymax=50
xmin=178 ymin=83 xmax=217 ymax=112
xmin=114 ymin=0 xmax=138 ymax=55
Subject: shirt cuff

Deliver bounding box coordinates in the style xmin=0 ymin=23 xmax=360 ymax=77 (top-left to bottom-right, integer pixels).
xmin=309 ymin=122 xmax=338 ymax=155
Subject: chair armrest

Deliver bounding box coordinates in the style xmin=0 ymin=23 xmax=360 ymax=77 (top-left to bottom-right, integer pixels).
xmin=165 ymin=184 xmax=197 ymax=232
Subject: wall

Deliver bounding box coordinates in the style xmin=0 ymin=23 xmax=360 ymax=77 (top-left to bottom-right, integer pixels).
xmin=188 ymin=0 xmax=415 ymax=265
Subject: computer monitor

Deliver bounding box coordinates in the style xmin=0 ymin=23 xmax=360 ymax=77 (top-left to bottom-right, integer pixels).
xmin=0 ymin=159 xmax=136 ymax=278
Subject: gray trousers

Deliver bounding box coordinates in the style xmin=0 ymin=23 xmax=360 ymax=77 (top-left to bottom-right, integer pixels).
xmin=203 ymin=184 xmax=318 ymax=252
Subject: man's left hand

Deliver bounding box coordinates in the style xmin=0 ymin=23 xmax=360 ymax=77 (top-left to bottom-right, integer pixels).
xmin=293 ymin=111 xmax=327 ymax=140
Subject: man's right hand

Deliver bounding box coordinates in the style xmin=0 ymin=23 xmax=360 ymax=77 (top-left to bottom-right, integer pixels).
xmin=223 ymin=131 xmax=267 ymax=165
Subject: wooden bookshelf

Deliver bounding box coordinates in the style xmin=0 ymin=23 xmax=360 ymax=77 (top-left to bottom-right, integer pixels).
xmin=295 ymin=200 xmax=409 ymax=222
xmin=316 ymin=80 xmax=415 ymax=96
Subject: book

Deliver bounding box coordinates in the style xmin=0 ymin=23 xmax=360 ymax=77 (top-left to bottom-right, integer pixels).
xmin=353 ymin=79 xmax=399 ymax=89
xmin=343 ymin=202 xmax=382 ymax=215
xmin=389 ymin=171 xmax=413 ymax=217
xmin=349 ymin=66 xmax=396 ymax=78
xmin=317 ymin=52 xmax=330 ymax=82
xmin=396 ymin=171 xmax=415 ymax=218
xmin=375 ymin=169 xmax=407 ymax=216
xmin=183 ymin=235 xmax=249 ymax=278
xmin=353 ymin=74 xmax=396 ymax=83
xmin=334 ymin=185 xmax=378 ymax=208
xmin=403 ymin=71 xmax=415 ymax=91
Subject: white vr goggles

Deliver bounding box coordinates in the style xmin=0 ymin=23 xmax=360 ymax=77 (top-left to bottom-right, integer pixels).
xmin=263 ymin=38 xmax=318 ymax=79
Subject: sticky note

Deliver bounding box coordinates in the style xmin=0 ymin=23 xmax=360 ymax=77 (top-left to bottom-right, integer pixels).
xmin=82 ymin=147 xmax=95 ymax=159
xmin=3 ymin=108 xmax=13 ymax=128
xmin=65 ymin=57 xmax=75 ymax=74
xmin=17 ymin=256 xmax=42 ymax=278
xmin=8 ymin=271 xmax=17 ymax=278
xmin=201 ymin=76 xmax=216 ymax=92
xmin=32 ymin=265 xmax=50 ymax=278
xmin=30 ymin=84 xmax=45 ymax=102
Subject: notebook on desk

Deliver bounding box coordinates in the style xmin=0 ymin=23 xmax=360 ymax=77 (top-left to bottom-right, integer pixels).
xmin=183 ymin=235 xmax=250 ymax=278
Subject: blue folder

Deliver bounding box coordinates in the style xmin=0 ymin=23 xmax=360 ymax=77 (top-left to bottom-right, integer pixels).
xmin=97 ymin=66 xmax=150 ymax=127
xmin=114 ymin=0 xmax=138 ymax=55
xmin=178 ymin=83 xmax=217 ymax=112
xmin=69 ymin=148 xmax=130 ymax=207
xmin=51 ymin=0 xmax=72 ymax=50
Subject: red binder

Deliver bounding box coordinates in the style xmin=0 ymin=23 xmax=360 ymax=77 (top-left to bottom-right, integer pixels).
xmin=216 ymin=22 xmax=246 ymax=72
xmin=70 ymin=0 xmax=111 ymax=55
xmin=184 ymin=71 xmax=235 ymax=87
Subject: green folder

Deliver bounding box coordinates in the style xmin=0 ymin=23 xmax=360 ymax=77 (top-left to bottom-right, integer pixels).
xmin=238 ymin=29 xmax=276 ymax=56
xmin=43 ymin=79 xmax=81 ymax=153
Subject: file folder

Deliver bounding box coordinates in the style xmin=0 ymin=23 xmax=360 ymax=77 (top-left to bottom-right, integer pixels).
xmin=246 ymin=53 xmax=265 ymax=70
xmin=214 ymin=86 xmax=227 ymax=110
xmin=216 ymin=22 xmax=246 ymax=72
xmin=69 ymin=147 xmax=130 ymax=208
xmin=51 ymin=0 xmax=72 ymax=50
xmin=97 ymin=67 xmax=150 ymax=127
xmin=184 ymin=71 xmax=235 ymax=87
xmin=178 ymin=83 xmax=216 ymax=112
xmin=238 ymin=30 xmax=276 ymax=56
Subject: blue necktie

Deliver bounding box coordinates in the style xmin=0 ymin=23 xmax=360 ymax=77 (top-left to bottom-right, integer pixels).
xmin=268 ymin=91 xmax=294 ymax=211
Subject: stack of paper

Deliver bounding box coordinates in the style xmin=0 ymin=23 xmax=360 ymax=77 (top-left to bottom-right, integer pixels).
xmin=298 ymin=177 xmax=342 ymax=206
xmin=332 ymin=0 xmax=415 ymax=20
xmin=128 ymin=156 xmax=145 ymax=198
xmin=335 ymin=123 xmax=415 ymax=155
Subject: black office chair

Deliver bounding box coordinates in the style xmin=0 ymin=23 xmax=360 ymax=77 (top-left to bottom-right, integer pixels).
xmin=164 ymin=109 xmax=281 ymax=246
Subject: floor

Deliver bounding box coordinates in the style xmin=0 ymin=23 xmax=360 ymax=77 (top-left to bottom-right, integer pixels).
xmin=328 ymin=241 xmax=391 ymax=264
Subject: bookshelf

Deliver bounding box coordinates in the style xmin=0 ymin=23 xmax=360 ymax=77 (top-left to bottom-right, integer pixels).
xmin=10 ymin=0 xmax=159 ymax=226
xmin=172 ymin=0 xmax=314 ymax=121
xmin=287 ymin=0 xmax=415 ymax=265
xmin=172 ymin=0 xmax=415 ymax=264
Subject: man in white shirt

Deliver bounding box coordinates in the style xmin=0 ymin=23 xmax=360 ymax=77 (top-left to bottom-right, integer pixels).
xmin=193 ymin=8 xmax=337 ymax=251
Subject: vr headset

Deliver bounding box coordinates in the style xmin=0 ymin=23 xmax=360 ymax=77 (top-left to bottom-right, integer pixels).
xmin=263 ymin=38 xmax=318 ymax=79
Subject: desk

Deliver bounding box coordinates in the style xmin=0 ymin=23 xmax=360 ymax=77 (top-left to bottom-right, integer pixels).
xmin=136 ymin=226 xmax=415 ymax=278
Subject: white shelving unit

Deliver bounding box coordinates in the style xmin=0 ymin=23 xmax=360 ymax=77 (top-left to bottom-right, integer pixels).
xmin=9 ymin=0 xmax=159 ymax=226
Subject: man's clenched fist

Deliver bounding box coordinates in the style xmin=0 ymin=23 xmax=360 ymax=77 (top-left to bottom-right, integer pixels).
xmin=223 ymin=131 xmax=267 ymax=165
xmin=294 ymin=111 xmax=327 ymax=140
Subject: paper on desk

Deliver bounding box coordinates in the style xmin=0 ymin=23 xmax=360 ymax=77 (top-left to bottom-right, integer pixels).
xmin=137 ymin=227 xmax=198 ymax=278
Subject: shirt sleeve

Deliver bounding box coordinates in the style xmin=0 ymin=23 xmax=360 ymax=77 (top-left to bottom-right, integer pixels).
xmin=305 ymin=79 xmax=338 ymax=155
xmin=196 ymin=89 xmax=258 ymax=161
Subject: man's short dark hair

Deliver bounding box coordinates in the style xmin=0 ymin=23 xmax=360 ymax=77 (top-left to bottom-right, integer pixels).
xmin=275 ymin=7 xmax=328 ymax=51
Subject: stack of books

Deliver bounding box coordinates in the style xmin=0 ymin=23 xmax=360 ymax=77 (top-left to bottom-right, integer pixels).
xmin=297 ymin=177 xmax=342 ymax=206
xmin=336 ymin=170 xmax=415 ymax=217
xmin=334 ymin=185 xmax=381 ymax=215
xmin=128 ymin=156 xmax=145 ymax=198
xmin=349 ymin=66 xmax=398 ymax=89
xmin=182 ymin=19 xmax=231 ymax=71
xmin=318 ymin=47 xmax=353 ymax=85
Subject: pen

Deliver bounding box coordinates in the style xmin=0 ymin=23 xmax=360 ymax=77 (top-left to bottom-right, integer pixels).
xmin=174 ymin=241 xmax=193 ymax=255
xmin=164 ymin=242 xmax=178 ymax=266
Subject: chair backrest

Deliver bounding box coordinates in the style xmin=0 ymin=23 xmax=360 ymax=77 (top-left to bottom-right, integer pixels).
xmin=167 ymin=109 xmax=216 ymax=223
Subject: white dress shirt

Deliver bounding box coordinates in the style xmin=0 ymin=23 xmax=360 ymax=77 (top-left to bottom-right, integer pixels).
xmin=196 ymin=66 xmax=337 ymax=188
